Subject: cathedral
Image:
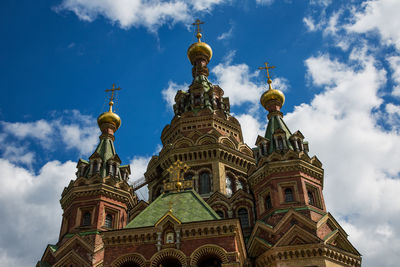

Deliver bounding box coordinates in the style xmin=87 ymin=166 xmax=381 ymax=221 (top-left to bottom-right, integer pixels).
xmin=37 ymin=22 xmax=362 ymax=267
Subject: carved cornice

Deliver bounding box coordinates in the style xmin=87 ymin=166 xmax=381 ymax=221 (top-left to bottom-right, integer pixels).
xmin=255 ymin=244 xmax=361 ymax=267
xmin=102 ymin=219 xmax=242 ymax=247
xmin=60 ymin=184 xmax=136 ymax=210
xmin=248 ymin=159 xmax=324 ymax=188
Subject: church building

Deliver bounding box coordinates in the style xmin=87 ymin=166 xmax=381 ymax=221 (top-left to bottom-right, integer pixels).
xmin=37 ymin=21 xmax=362 ymax=267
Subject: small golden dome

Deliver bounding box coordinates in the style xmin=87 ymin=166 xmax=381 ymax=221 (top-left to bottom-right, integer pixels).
xmin=97 ymin=109 xmax=121 ymax=130
xmin=260 ymin=86 xmax=285 ymax=110
xmin=187 ymin=41 xmax=213 ymax=64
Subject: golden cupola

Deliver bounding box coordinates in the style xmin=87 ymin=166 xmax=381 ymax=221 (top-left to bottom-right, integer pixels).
xmin=187 ymin=32 xmax=213 ymax=64
xmin=187 ymin=19 xmax=213 ymax=71
xmin=97 ymin=84 xmax=121 ymax=131
xmin=259 ymin=63 xmax=285 ymax=112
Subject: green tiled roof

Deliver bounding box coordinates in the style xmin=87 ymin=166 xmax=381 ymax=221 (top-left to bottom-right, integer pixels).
xmin=265 ymin=114 xmax=293 ymax=153
xmin=126 ymin=190 xmax=220 ymax=228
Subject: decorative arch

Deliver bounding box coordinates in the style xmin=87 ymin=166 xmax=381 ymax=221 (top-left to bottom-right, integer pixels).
xmin=220 ymin=137 xmax=236 ymax=149
xmin=173 ymin=137 xmax=194 ymax=149
xmin=197 ymin=135 xmax=218 ymax=145
xmin=150 ymin=248 xmax=187 ymax=267
xmin=111 ymin=253 xmax=147 ymax=267
xmin=190 ymin=245 xmax=229 ymax=266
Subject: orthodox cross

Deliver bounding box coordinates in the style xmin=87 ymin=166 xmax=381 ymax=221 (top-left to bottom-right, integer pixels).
xmin=192 ymin=19 xmax=204 ymax=41
xmin=258 ymin=62 xmax=275 ymax=80
xmin=167 ymin=160 xmax=190 ymax=191
xmin=105 ymin=84 xmax=121 ymax=111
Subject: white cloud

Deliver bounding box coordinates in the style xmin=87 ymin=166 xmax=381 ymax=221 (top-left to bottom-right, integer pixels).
xmin=1 ymin=120 xmax=53 ymax=147
xmin=217 ymin=25 xmax=234 ymax=41
xmin=303 ymin=17 xmax=317 ymax=32
xmin=161 ymin=81 xmax=189 ymax=109
xmin=130 ymin=156 xmax=151 ymax=201
xmin=283 ymin=50 xmax=400 ymax=267
xmin=0 ymin=159 xmax=75 ymax=266
xmin=55 ymin=0 xmax=227 ymax=31
xmin=212 ymin=61 xmax=263 ymax=106
xmin=235 ymin=113 xmax=264 ymax=145
xmin=346 ymin=0 xmax=400 ymax=50
xmin=256 ymin=0 xmax=274 ymax=5
xmin=387 ymin=56 xmax=400 ymax=96
xmin=0 ymin=110 xmax=99 ymax=163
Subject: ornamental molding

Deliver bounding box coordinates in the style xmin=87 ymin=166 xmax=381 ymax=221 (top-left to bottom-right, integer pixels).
xmin=60 ymin=184 xmax=136 ymax=210
xmin=190 ymin=244 xmax=229 ymax=265
xmin=149 ymin=248 xmax=187 ymax=267
xmin=248 ymin=159 xmax=324 ymax=187
xmin=102 ymin=219 xmax=241 ymax=247
xmin=111 ymin=253 xmax=147 ymax=267
xmin=255 ymin=244 xmax=361 ymax=267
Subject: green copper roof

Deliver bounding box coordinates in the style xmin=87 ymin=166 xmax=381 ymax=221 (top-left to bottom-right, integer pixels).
xmin=265 ymin=114 xmax=294 ymax=153
xmin=126 ymin=190 xmax=220 ymax=228
xmin=92 ymin=138 xmax=116 ymax=162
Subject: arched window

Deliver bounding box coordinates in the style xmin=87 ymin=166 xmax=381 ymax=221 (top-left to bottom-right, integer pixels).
xmin=285 ymin=188 xmax=294 ymax=202
xmin=82 ymin=212 xmax=91 ymax=226
xmin=225 ymin=176 xmax=233 ymax=197
xmin=216 ymin=210 xmax=224 ymax=218
xmin=278 ymin=137 xmax=284 ymax=150
xmin=238 ymin=208 xmax=249 ymax=228
xmin=92 ymin=161 xmax=98 ymax=173
xmin=308 ymin=191 xmax=315 ymax=206
xmin=236 ymin=179 xmax=244 ymax=191
xmin=105 ymin=214 xmax=113 ymax=228
xmin=265 ymin=194 xmax=272 ymax=210
xmin=199 ymin=172 xmax=211 ymax=194
xmin=297 ymin=139 xmax=302 ymax=151
xmin=198 ymin=255 xmax=222 ymax=267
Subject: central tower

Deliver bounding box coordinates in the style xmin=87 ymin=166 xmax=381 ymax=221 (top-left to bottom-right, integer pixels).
xmin=145 ymin=20 xmax=256 ymax=238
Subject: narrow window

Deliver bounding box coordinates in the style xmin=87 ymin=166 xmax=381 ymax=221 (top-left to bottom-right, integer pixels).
xmin=105 ymin=214 xmax=113 ymax=228
xmin=285 ymin=188 xmax=294 ymax=202
xmin=236 ymin=180 xmax=244 ymax=191
xmin=216 ymin=210 xmax=224 ymax=218
xmin=278 ymin=137 xmax=284 ymax=150
xmin=238 ymin=208 xmax=249 ymax=228
xmin=82 ymin=212 xmax=91 ymax=226
xmin=297 ymin=139 xmax=302 ymax=151
xmin=226 ymin=176 xmax=233 ymax=197
xmin=308 ymin=191 xmax=315 ymax=206
xmin=266 ymin=194 xmax=272 ymax=210
xmin=199 ymin=172 xmax=211 ymax=194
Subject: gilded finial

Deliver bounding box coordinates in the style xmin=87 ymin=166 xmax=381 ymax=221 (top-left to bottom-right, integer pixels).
xmin=192 ymin=19 xmax=204 ymax=42
xmin=97 ymin=83 xmax=122 ymax=131
xmin=258 ymin=62 xmax=276 ymax=90
xmin=167 ymin=160 xmax=190 ymax=192
xmin=259 ymin=62 xmax=285 ymax=112
xmin=105 ymin=84 xmax=121 ymax=112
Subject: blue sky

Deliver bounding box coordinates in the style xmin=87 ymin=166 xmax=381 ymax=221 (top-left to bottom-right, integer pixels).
xmin=1 ymin=0 xmax=400 ymax=266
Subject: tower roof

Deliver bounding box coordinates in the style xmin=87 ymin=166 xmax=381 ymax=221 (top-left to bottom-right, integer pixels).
xmin=125 ymin=190 xmax=220 ymax=228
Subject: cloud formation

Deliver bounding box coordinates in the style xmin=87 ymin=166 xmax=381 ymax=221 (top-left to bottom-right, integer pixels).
xmin=0 ymin=110 xmax=99 ymax=166
xmin=55 ymin=0 xmax=227 ymax=31
xmin=0 ymin=159 xmax=75 ymax=266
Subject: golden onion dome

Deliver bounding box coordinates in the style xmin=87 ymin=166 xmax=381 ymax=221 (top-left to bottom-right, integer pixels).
xmin=97 ymin=101 xmax=121 ymax=130
xmin=260 ymin=79 xmax=285 ymax=109
xmin=187 ymin=33 xmax=213 ymax=64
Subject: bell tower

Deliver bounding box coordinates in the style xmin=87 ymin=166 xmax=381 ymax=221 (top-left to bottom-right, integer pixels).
xmin=247 ymin=64 xmax=361 ymax=266
xmin=40 ymin=85 xmax=137 ymax=267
